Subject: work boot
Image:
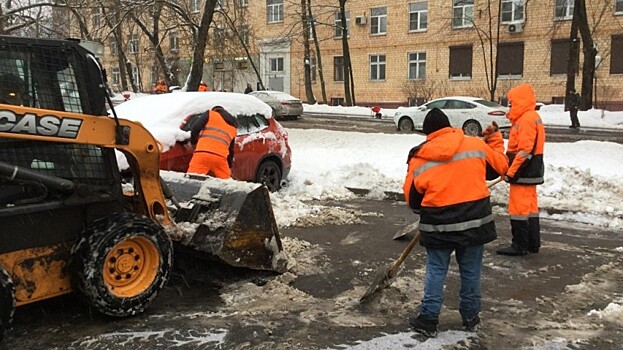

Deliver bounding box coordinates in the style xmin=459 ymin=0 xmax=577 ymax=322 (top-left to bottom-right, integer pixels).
xmin=462 ymin=315 xmax=481 ymax=332
xmin=408 ymin=314 xmax=438 ymax=338
xmin=496 ymin=244 xmax=527 ymax=256
xmin=528 ymin=217 xmax=541 ymax=254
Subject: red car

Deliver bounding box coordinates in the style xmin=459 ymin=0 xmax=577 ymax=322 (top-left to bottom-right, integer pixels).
xmin=113 ymin=92 xmax=292 ymax=191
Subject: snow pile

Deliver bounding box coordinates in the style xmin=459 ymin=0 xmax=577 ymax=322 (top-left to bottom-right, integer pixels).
xmin=587 ymin=299 xmax=623 ymax=325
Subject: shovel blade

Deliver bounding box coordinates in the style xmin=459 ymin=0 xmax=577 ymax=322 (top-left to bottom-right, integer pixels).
xmin=392 ymin=219 xmax=420 ymax=240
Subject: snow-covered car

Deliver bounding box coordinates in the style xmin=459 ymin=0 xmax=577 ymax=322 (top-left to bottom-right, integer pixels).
xmin=249 ymin=90 xmax=303 ymax=120
xmin=112 ymin=92 xmax=292 ymax=191
xmin=393 ymin=96 xmax=511 ymax=136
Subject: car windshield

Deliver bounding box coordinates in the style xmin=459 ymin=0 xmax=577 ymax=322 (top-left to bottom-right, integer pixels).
xmin=475 ymin=99 xmax=504 ymax=108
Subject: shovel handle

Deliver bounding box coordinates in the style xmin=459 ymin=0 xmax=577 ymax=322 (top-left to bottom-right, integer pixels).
xmin=388 ymin=231 xmax=421 ymax=278
xmin=488 ymin=177 xmax=504 ymax=188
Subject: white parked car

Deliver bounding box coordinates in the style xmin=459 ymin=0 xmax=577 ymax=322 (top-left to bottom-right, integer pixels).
xmin=393 ymin=96 xmax=511 ymax=136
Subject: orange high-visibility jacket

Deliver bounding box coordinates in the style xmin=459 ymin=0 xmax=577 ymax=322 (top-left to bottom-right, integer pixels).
xmin=402 ymin=127 xmax=508 ymax=248
xmin=194 ymin=110 xmax=237 ymax=159
xmin=506 ymin=84 xmax=546 ymax=185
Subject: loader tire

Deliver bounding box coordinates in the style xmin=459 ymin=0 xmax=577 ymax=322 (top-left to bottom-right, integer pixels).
xmin=0 ymin=266 xmax=15 ymax=342
xmin=256 ymin=159 xmax=282 ymax=192
xmin=71 ymin=212 xmax=173 ymax=317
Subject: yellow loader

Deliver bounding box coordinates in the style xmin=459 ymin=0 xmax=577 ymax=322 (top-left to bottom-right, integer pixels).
xmin=0 ymin=36 xmax=285 ymax=341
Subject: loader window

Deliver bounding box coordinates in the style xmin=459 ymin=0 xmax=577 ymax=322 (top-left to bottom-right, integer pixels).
xmin=0 ymin=139 xmax=118 ymax=189
xmin=0 ymin=40 xmax=95 ymax=114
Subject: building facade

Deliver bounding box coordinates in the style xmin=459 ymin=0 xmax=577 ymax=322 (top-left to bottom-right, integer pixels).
xmin=77 ymin=0 xmax=623 ymax=109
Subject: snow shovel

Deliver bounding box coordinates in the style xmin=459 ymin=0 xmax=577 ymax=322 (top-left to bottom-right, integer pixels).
xmin=391 ymin=176 xmax=505 ymax=240
xmin=360 ymin=230 xmax=421 ymax=303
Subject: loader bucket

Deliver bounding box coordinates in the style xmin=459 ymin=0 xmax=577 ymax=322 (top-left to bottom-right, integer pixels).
xmin=161 ymin=172 xmax=287 ymax=273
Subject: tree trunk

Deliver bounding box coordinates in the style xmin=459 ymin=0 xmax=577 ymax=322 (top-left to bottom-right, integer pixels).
xmin=339 ymin=0 xmax=352 ymax=106
xmin=301 ymin=0 xmax=315 ymax=104
xmin=186 ymin=0 xmax=217 ymax=91
xmin=308 ymin=1 xmax=327 ymax=104
xmin=565 ymin=0 xmax=580 ymax=113
xmin=576 ymin=0 xmax=595 ymax=110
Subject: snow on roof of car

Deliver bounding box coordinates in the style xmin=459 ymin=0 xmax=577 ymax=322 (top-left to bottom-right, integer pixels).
xmin=252 ymin=90 xmax=299 ymax=100
xmin=110 ymin=91 xmax=273 ymax=151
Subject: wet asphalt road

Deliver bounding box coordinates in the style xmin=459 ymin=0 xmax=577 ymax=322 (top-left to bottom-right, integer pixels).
xmin=286 ymin=113 xmax=623 ymax=144
xmin=2 ymin=198 xmax=622 ymax=349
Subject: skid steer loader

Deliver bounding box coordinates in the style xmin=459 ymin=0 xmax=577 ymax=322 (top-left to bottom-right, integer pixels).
xmin=0 ymin=36 xmax=286 ymax=341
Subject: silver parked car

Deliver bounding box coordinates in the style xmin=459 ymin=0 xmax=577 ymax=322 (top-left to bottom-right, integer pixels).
xmin=249 ymin=90 xmax=303 ymax=120
xmin=393 ymin=96 xmax=511 ymax=136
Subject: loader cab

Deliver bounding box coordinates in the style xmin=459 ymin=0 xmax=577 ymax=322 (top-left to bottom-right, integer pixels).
xmin=0 ymin=36 xmax=107 ymax=115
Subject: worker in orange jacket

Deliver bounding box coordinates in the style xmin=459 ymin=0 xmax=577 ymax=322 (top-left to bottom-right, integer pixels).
xmin=403 ymin=108 xmax=508 ymax=337
xmin=496 ymin=84 xmax=546 ymax=256
xmin=198 ymin=81 xmax=210 ymax=92
xmin=187 ymin=106 xmax=238 ymax=178
xmin=154 ymin=79 xmax=168 ymax=94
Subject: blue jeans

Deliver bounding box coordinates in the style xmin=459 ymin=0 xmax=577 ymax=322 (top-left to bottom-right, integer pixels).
xmin=419 ymin=245 xmax=484 ymax=321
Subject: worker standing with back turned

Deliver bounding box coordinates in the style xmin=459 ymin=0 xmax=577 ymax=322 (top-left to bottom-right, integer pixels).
xmin=402 ymin=108 xmax=508 ymax=337
xmin=187 ymin=106 xmax=238 ymax=178
xmin=497 ymin=83 xmax=546 ymax=256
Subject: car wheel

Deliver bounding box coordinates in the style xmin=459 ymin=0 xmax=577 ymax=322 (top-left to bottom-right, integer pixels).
xmin=462 ymin=120 xmax=482 ymax=136
xmin=0 ymin=266 xmax=15 ymax=342
xmin=256 ymin=160 xmax=282 ymax=192
xmin=398 ymin=117 xmax=414 ymax=132
xmin=71 ymin=212 xmax=173 ymax=317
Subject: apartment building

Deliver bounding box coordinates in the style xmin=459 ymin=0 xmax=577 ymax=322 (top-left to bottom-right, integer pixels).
xmin=77 ymin=0 xmax=623 ymax=109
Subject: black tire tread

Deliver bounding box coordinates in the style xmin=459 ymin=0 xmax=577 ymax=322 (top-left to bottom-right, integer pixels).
xmin=0 ymin=265 xmax=15 ymax=342
xmin=70 ymin=212 xmax=173 ymax=317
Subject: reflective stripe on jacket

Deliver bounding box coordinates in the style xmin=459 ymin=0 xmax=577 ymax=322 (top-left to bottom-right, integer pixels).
xmin=506 ymin=84 xmax=546 ymax=185
xmin=402 ymin=127 xmax=509 ymax=248
xmin=194 ymin=110 xmax=237 ymax=158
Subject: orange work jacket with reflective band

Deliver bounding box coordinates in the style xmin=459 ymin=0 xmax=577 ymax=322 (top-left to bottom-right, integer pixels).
xmin=402 ymin=127 xmax=509 ymax=248
xmin=506 ymin=84 xmax=546 ymax=185
xmin=194 ymin=110 xmax=237 ymax=158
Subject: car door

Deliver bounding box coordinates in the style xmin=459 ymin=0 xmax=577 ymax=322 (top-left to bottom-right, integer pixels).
xmin=414 ymin=100 xmax=446 ymax=129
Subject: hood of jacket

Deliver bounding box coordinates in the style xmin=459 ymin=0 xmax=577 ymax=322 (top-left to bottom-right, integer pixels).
xmin=507 ymin=84 xmax=536 ymax=123
xmin=417 ymin=127 xmax=464 ymax=162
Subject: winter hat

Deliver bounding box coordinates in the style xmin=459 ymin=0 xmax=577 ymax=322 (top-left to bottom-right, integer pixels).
xmin=422 ymin=108 xmax=451 ymax=135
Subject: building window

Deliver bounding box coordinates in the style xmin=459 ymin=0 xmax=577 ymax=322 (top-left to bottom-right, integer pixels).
xmin=309 ymin=56 xmax=317 ymax=82
xmin=111 ymin=68 xmax=120 ymax=85
xmin=550 ymin=39 xmax=577 ymax=75
xmin=370 ymin=54 xmax=386 ymax=80
xmin=269 ymin=57 xmax=284 ymax=72
xmin=370 ymin=7 xmax=387 ymax=35
xmin=267 ymin=0 xmax=284 ymax=23
xmin=214 ymin=28 xmax=225 ymax=46
xmin=169 ymin=31 xmax=179 ymax=52
xmin=128 ymin=34 xmax=139 ymax=54
xmin=408 ymin=52 xmax=426 ymax=80
xmin=555 ymin=0 xmax=574 ymax=19
xmin=611 ymin=35 xmax=623 ymax=74
xmin=214 ymin=62 xmax=225 ymax=70
xmin=334 ymin=11 xmax=350 ymax=38
xmin=453 ymin=0 xmax=474 ymax=28
xmin=92 ymin=7 xmax=102 ymax=28
xmin=334 ymin=56 xmax=344 ymax=81
xmin=501 ymin=0 xmax=524 ymax=22
xmin=110 ymin=38 xmax=118 ymax=55
xmin=409 ymin=2 xmax=428 ymax=31
xmin=449 ymin=45 xmax=472 ymax=79
xmin=497 ymin=42 xmax=524 ymax=77
xmin=239 ymin=25 xmax=249 ymax=45
xmin=131 ymin=66 xmax=139 ymax=85
xmin=330 ymin=97 xmax=344 ymax=106
xmin=190 ymin=0 xmax=200 ymax=12
xmin=616 ymin=0 xmax=623 ymax=13
xmin=216 ymin=0 xmax=224 ymax=10
xmin=239 ymin=0 xmax=249 ymax=7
